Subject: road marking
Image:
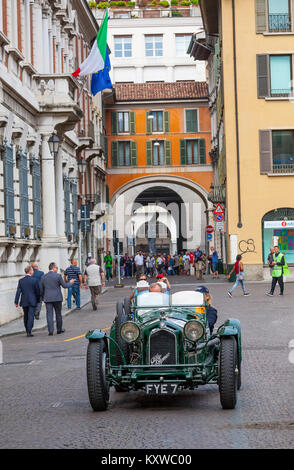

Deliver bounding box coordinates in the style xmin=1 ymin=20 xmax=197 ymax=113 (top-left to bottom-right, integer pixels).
xmin=64 ymin=326 xmax=110 ymax=342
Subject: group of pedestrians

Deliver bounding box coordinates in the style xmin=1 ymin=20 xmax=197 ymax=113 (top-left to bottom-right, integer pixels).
xmin=14 ymin=257 xmax=105 ymax=338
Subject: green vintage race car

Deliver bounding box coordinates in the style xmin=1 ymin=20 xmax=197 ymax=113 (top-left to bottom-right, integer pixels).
xmin=86 ymin=290 xmax=242 ymax=411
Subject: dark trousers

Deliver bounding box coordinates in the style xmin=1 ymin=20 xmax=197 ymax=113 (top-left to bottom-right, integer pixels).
xmin=270 ymin=275 xmax=284 ymax=294
xmin=45 ymin=301 xmax=63 ymax=334
xmin=23 ymin=306 xmax=36 ymax=334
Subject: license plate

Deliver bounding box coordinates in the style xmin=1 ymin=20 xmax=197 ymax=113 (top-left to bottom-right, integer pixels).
xmin=145 ymin=384 xmax=178 ymax=395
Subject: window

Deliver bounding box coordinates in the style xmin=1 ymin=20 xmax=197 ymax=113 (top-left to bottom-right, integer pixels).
xmin=146 ymin=140 xmax=171 ymax=166
xmin=114 ymin=36 xmax=132 ymax=58
xmin=175 ymin=34 xmax=192 ymax=57
xmin=145 ymin=35 xmax=163 ymax=57
xmin=118 ymin=141 xmax=131 ymax=166
xmin=259 ymin=129 xmax=294 ymax=174
xmin=185 ymin=109 xmax=198 ymax=133
xmin=148 ymin=111 xmax=163 ymax=132
xmin=118 ymin=112 xmax=129 ymax=133
xmin=270 ymin=55 xmax=292 ymax=96
xmin=152 ymin=141 xmax=165 ymax=165
xmin=272 ymin=130 xmax=294 ymax=167
xmin=268 ymin=0 xmax=290 ymax=32
xmin=180 ymin=139 xmax=206 ymax=165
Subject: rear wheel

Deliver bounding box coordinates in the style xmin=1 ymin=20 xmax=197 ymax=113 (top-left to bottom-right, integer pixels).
xmin=219 ymin=336 xmax=238 ymax=409
xmin=87 ymin=340 xmax=110 ymax=411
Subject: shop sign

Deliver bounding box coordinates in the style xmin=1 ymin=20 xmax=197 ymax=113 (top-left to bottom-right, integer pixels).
xmin=264 ymin=220 xmax=294 ymax=228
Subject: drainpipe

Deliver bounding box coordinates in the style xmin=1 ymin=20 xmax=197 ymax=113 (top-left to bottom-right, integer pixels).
xmin=232 ymin=0 xmax=242 ymax=228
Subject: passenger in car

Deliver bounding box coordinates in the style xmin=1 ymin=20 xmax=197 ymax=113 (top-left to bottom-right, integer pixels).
xmin=195 ymin=286 xmax=218 ymax=335
xmin=149 ymin=283 xmax=164 ymax=293
xmin=156 ymin=274 xmax=171 ymax=293
xmin=129 ymin=276 xmax=150 ymax=300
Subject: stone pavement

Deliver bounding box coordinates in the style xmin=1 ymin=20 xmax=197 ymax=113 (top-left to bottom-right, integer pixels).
xmin=0 ymin=287 xmax=106 ymax=338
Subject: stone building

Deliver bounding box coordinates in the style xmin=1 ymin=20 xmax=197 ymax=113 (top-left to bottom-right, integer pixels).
xmin=0 ymin=0 xmax=106 ymax=325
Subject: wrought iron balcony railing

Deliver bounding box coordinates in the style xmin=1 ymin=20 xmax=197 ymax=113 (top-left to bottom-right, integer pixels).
xmin=208 ymin=185 xmax=226 ymax=204
xmin=270 ymin=88 xmax=292 ymax=97
xmin=268 ymin=14 xmax=291 ymax=32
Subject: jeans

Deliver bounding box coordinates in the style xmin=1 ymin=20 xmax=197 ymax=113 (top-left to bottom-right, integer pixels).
xmin=270 ymin=275 xmax=284 ymax=294
xmin=106 ymin=266 xmax=112 ymax=280
xmin=67 ymin=284 xmax=80 ymax=308
xmin=231 ymin=275 xmax=245 ymax=292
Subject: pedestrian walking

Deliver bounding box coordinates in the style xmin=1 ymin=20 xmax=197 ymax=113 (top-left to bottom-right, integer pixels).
xmin=134 ymin=250 xmax=144 ymax=279
xmin=14 ymin=266 xmax=41 ymax=337
xmin=183 ymin=252 xmax=190 ymax=275
xmin=64 ymin=259 xmax=83 ymax=309
xmin=104 ymin=251 xmax=113 ymax=281
xmin=40 ymin=262 xmax=74 ymax=336
xmin=84 ymin=258 xmax=105 ymax=310
xmin=267 ymin=246 xmax=275 ymax=276
xmin=31 ymin=262 xmax=44 ymax=319
xmin=210 ymin=246 xmax=219 ymax=279
xmin=173 ymin=253 xmax=180 ymax=276
xmin=227 ymin=255 xmax=250 ymax=297
xmin=85 ymin=253 xmax=92 ymax=267
xmin=266 ymin=246 xmax=289 ymax=297
xmin=194 ymin=246 xmax=203 ymax=280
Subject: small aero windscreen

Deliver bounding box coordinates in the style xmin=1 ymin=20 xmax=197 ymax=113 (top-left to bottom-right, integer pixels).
xmin=171 ymin=291 xmax=205 ymax=306
xmin=136 ymin=292 xmax=170 ymax=308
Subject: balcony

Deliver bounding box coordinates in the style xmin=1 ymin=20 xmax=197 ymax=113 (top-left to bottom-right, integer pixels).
xmin=272 ymin=163 xmax=294 ymax=174
xmin=208 ymin=185 xmax=226 ymax=204
xmin=268 ymin=14 xmax=291 ymax=32
xmin=84 ymin=132 xmax=106 ymax=161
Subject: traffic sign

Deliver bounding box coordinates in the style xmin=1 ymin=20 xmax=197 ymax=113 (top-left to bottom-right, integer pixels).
xmin=215 ymin=213 xmax=224 ymax=222
xmin=205 ymin=225 xmax=214 ymax=233
xmin=213 ymin=203 xmax=224 ymax=214
xmin=215 ymin=221 xmax=225 ymax=232
xmin=207 ymin=233 xmax=213 ymax=240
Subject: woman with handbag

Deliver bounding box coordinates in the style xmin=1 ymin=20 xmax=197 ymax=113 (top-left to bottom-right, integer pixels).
xmin=227 ymin=254 xmax=250 ymax=297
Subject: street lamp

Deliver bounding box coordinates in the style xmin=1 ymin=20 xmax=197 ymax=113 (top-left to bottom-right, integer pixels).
xmin=48 ymin=131 xmax=60 ymax=157
xmin=78 ymin=159 xmax=87 ymax=178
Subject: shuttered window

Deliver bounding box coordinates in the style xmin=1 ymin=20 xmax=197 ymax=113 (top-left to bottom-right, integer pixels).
xmin=72 ymin=181 xmax=78 ymax=243
xmin=180 ymin=139 xmax=206 ymax=164
xmin=19 ymin=150 xmax=30 ymax=238
xmin=32 ymin=157 xmax=42 ymax=240
xmin=112 ymin=141 xmax=137 ymax=166
xmin=185 ymin=109 xmax=198 ymax=133
xmin=255 ymin=0 xmax=267 ymax=33
xmin=259 ymin=130 xmax=272 ymax=173
xmin=257 ymin=54 xmax=269 ymax=98
xmin=4 ymin=142 xmax=15 ymax=237
xmin=270 ymin=55 xmax=291 ymax=96
xmin=64 ymin=178 xmax=71 ymax=239
xmin=146 ymin=140 xmax=171 ymax=165
xmin=112 ymin=111 xmax=135 ymax=135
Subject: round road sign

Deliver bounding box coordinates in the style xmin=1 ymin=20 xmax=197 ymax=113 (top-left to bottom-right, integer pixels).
xmin=206 ymin=225 xmax=214 ymax=233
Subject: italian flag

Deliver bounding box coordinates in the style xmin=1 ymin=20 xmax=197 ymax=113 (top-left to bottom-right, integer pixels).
xmin=72 ymin=11 xmax=108 ymax=77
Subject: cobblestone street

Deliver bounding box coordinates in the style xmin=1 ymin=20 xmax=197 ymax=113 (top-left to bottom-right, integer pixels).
xmin=1 ymin=276 xmax=294 ymax=449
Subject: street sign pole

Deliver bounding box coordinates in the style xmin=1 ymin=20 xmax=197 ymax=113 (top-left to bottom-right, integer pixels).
xmin=115 ymin=240 xmax=123 ymax=288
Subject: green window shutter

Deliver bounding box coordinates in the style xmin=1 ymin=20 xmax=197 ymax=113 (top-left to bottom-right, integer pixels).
xmin=185 ymin=109 xmax=198 ymax=133
xmin=32 ymin=157 xmax=42 ymax=240
xmin=255 ymin=0 xmax=266 ymax=33
xmin=111 ymin=112 xmax=117 ymax=135
xmin=180 ymin=140 xmax=187 ymax=165
xmin=130 ymin=141 xmax=137 ymax=166
xmin=257 ymin=54 xmax=269 ymax=98
xmin=164 ymin=110 xmax=170 ymax=133
xmin=165 ymin=140 xmax=171 ymax=165
xmin=106 ymin=185 xmax=109 ymax=203
xmin=111 ymin=141 xmax=118 ymax=167
xmin=146 ymin=141 xmax=152 ymax=166
xmin=146 ymin=112 xmax=152 ymax=134
xmin=72 ymin=181 xmax=78 ymax=243
xmin=199 ymin=139 xmax=206 ymax=164
xmin=129 ymin=112 xmax=135 ymax=135
xmin=19 ymin=150 xmax=29 ymax=238
xmin=4 ymin=141 xmax=15 ymax=237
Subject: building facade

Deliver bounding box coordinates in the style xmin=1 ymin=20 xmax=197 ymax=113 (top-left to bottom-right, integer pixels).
xmin=105 ymin=81 xmax=213 ymax=255
xmin=191 ymin=0 xmax=294 ymax=280
xmin=92 ymin=2 xmax=206 ymax=84
xmin=0 ymin=0 xmax=106 ymax=325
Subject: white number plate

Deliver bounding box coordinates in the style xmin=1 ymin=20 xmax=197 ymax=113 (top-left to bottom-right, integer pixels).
xmin=145 ymin=384 xmax=178 ymax=394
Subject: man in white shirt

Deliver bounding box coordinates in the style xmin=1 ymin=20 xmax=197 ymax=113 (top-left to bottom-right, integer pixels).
xmin=84 ymin=259 xmax=105 ymax=311
xmin=134 ymin=251 xmax=144 ymax=279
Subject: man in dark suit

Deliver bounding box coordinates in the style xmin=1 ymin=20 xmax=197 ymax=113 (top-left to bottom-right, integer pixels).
xmin=32 ymin=262 xmax=44 ymax=320
xmin=40 ymin=262 xmax=74 ymax=336
xmin=14 ymin=266 xmax=40 ymax=337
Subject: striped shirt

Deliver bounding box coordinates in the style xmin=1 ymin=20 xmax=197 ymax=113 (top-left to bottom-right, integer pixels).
xmin=64 ymin=265 xmax=82 ymax=285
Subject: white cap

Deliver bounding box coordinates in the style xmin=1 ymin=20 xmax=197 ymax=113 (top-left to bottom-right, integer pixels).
xmin=136 ymin=280 xmax=149 ymax=287
xmin=88 ymin=253 xmax=92 ymax=257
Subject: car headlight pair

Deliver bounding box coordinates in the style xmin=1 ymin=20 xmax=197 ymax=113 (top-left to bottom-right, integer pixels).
xmin=120 ymin=322 xmax=140 ymax=343
xmin=184 ymin=320 xmax=204 ymax=342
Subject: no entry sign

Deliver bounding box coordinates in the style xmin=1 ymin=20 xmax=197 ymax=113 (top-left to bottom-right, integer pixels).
xmin=206 ymin=225 xmax=214 ymax=233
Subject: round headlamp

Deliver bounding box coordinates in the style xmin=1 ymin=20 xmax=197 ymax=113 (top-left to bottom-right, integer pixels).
xmin=184 ymin=320 xmax=204 ymax=342
xmin=120 ymin=322 xmax=140 ymax=343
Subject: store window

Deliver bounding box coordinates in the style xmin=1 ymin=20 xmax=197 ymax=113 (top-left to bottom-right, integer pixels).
xmin=262 ymin=208 xmax=294 ymax=263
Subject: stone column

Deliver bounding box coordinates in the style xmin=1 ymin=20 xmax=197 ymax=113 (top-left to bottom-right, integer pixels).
xmin=55 ymin=145 xmax=65 ymax=238
xmin=41 ymin=134 xmax=57 ymax=238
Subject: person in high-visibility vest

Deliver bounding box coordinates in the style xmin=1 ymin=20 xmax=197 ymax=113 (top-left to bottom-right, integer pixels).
xmin=266 ymin=246 xmax=286 ymax=296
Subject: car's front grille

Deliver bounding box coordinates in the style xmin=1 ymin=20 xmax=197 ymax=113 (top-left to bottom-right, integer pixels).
xmin=149 ymin=329 xmax=176 ymax=365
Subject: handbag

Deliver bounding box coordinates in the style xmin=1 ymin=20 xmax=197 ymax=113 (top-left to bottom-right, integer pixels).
xmin=237 ymin=272 xmax=244 ymax=280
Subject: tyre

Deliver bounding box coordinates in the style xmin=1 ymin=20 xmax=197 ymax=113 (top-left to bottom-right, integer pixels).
xmin=87 ymin=340 xmax=110 ymax=411
xmin=219 ymin=336 xmax=238 ymax=409
xmin=114 ymin=301 xmax=130 ymax=365
xmin=237 ymin=360 xmax=241 ymax=390
xmin=124 ymin=296 xmax=131 ymax=318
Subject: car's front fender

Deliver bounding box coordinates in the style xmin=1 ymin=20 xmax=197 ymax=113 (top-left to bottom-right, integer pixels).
xmin=218 ymin=319 xmax=242 ymax=364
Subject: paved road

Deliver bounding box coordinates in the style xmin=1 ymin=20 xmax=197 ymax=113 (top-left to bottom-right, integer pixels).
xmin=1 ymin=276 xmax=294 ymax=449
